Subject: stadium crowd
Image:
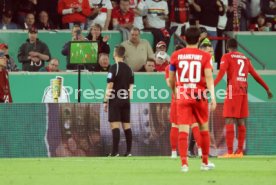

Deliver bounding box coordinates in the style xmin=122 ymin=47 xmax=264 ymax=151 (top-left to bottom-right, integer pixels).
xmin=0 ymin=0 xmax=275 ymax=72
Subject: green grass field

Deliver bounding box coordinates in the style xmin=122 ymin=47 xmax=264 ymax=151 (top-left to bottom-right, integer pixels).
xmin=0 ymin=156 xmax=275 ymax=185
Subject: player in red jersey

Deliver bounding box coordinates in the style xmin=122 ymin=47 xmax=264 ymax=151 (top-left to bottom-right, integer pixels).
xmin=165 ymin=63 xmax=203 ymax=159
xmin=169 ymin=27 xmax=216 ymax=172
xmin=215 ymin=38 xmax=273 ymax=158
xmin=0 ymin=51 xmax=12 ymax=103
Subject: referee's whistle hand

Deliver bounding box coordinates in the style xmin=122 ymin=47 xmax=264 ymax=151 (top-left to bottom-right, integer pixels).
xmin=210 ymin=100 xmax=216 ymax=111
xmin=104 ymin=103 xmax=108 ymax=112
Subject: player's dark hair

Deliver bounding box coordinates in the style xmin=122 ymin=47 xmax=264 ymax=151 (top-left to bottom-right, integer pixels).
xmin=227 ymin=38 xmax=238 ymax=50
xmin=185 ymin=26 xmax=201 ymax=45
xmin=114 ymin=45 xmax=125 ymax=58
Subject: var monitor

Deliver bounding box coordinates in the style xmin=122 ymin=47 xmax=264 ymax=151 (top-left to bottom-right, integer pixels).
xmin=69 ymin=41 xmax=98 ymax=65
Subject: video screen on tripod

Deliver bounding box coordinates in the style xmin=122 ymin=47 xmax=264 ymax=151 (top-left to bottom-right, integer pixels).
xmin=69 ymin=41 xmax=98 ymax=65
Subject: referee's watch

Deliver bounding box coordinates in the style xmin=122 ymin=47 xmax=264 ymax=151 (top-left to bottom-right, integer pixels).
xmin=103 ymin=101 xmax=108 ymax=104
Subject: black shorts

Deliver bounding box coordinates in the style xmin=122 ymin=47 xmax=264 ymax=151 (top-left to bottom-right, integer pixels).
xmin=108 ymin=99 xmax=130 ymax=123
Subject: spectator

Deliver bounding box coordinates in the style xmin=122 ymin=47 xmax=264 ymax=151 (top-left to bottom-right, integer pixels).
xmin=155 ymin=41 xmax=170 ymax=62
xmin=93 ymin=53 xmax=110 ymax=72
xmin=19 ymin=12 xmax=36 ymax=30
xmin=18 ymin=27 xmax=51 ymax=71
xmin=112 ymin=0 xmax=135 ymax=41
xmin=39 ymin=58 xmax=60 ymax=72
xmin=130 ymin=0 xmax=147 ymax=30
xmin=0 ymin=51 xmax=12 ymax=103
xmin=261 ymin=0 xmax=276 ymax=30
xmin=36 ymin=0 xmax=61 ymax=29
xmin=225 ymin=0 xmax=249 ymax=31
xmin=144 ymin=0 xmax=170 ymax=50
xmin=0 ymin=10 xmax=18 ymax=29
xmin=16 ymin=0 xmax=37 ymax=27
xmin=0 ymin=43 xmax=19 ymax=71
xmin=188 ymin=0 xmax=201 ymax=26
xmin=61 ymin=24 xmax=88 ymax=70
xmin=138 ymin=59 xmax=156 ymax=72
xmin=87 ymin=0 xmax=113 ymax=30
xmin=249 ymin=13 xmax=271 ymax=31
xmin=168 ymin=0 xmax=201 ymax=36
xmin=86 ymin=23 xmax=110 ymax=54
xmin=36 ymin=10 xmax=57 ymax=30
xmin=58 ymin=0 xmax=91 ymax=29
xmin=155 ymin=51 xmax=169 ymax=72
xmin=121 ymin=27 xmax=154 ymax=72
xmin=197 ymin=0 xmax=225 ymax=50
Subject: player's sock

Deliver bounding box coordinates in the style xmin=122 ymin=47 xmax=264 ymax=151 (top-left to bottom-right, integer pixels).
xmin=170 ymin=127 xmax=178 ymax=151
xmin=201 ymin=131 xmax=210 ymax=165
xmin=225 ymin=124 xmax=235 ymax=154
xmin=124 ymin=128 xmax=132 ymax=154
xmin=112 ymin=128 xmax=120 ymax=155
xmin=192 ymin=126 xmax=202 ymax=149
xmin=178 ymin=132 xmax=188 ymax=166
xmin=237 ymin=125 xmax=246 ymax=153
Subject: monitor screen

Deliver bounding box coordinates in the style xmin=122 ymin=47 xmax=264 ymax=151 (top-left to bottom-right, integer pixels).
xmin=69 ymin=41 xmax=98 ymax=65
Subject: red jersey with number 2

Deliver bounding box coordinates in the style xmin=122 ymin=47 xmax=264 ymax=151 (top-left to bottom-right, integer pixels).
xmin=218 ymin=51 xmax=269 ymax=96
xmin=170 ymin=48 xmax=213 ymax=99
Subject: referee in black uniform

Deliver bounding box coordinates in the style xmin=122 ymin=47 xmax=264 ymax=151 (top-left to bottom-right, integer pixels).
xmin=104 ymin=45 xmax=134 ymax=157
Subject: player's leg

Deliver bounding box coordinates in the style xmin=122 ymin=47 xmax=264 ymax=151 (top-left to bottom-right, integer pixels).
xmin=170 ymin=99 xmax=178 ymax=158
xmin=194 ymin=99 xmax=214 ymax=170
xmin=235 ymin=95 xmax=248 ymax=157
xmin=191 ymin=123 xmax=202 ymax=157
xmin=224 ymin=117 xmax=236 ymax=157
xmin=110 ymin=122 xmax=121 ymax=156
xmin=220 ymin=96 xmax=243 ymax=158
xmin=178 ymin=124 xmax=190 ymax=172
xmin=108 ymin=100 xmax=121 ymax=156
xmin=121 ymin=102 xmax=132 ymax=156
xmin=170 ymin=123 xmax=178 ymax=158
xmin=176 ymin=100 xmax=192 ymax=172
xmin=236 ymin=118 xmax=246 ymax=157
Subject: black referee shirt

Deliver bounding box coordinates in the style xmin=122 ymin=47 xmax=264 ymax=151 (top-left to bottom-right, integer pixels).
xmin=107 ymin=62 xmax=134 ymax=100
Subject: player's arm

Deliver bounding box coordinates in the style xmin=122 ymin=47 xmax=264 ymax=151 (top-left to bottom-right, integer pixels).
xmin=104 ymin=66 xmax=116 ymax=112
xmin=205 ymin=68 xmax=216 ymax=111
xmin=249 ymin=62 xmax=273 ymax=99
xmin=214 ymin=68 xmax=226 ymax=86
xmin=214 ymin=55 xmax=228 ymax=86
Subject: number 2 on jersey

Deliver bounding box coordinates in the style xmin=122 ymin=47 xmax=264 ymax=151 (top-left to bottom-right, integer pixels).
xmin=237 ymin=59 xmax=245 ymax=77
xmin=179 ymin=61 xmax=201 ymax=83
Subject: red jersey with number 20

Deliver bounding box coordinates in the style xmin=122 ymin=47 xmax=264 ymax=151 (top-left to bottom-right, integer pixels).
xmin=215 ymin=51 xmax=269 ymax=96
xmin=170 ymin=48 xmax=213 ymax=99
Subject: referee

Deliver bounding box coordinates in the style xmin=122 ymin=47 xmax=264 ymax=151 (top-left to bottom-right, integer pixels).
xmin=104 ymin=45 xmax=134 ymax=157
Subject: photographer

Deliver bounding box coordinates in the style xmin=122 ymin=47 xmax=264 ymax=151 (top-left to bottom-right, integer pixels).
xmin=61 ymin=24 xmax=88 ymax=70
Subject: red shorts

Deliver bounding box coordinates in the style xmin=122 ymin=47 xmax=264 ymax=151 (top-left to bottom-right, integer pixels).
xmin=170 ymin=98 xmax=177 ymax=124
xmin=223 ymin=95 xmax=249 ymax=118
xmin=176 ymin=99 xmax=209 ymax=125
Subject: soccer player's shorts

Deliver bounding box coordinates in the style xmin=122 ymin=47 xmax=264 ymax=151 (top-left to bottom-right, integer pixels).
xmin=176 ymin=98 xmax=208 ymax=125
xmin=170 ymin=98 xmax=177 ymax=124
xmin=223 ymin=95 xmax=249 ymax=118
xmin=108 ymin=99 xmax=130 ymax=122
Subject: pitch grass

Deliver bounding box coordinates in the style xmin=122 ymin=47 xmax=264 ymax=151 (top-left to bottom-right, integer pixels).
xmin=0 ymin=156 xmax=275 ymax=185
